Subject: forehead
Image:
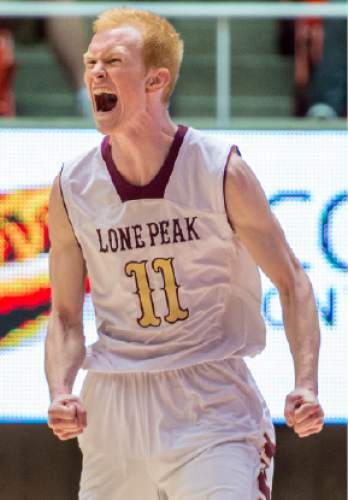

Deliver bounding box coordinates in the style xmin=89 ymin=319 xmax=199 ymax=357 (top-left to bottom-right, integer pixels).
xmin=87 ymin=26 xmax=144 ymax=56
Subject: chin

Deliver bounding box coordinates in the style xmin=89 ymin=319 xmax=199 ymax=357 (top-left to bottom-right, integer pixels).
xmin=94 ymin=115 xmax=118 ymax=135
xmin=95 ymin=122 xmax=111 ymax=135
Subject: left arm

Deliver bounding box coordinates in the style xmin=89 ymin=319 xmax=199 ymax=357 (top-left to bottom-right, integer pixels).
xmin=224 ymin=151 xmax=324 ymax=438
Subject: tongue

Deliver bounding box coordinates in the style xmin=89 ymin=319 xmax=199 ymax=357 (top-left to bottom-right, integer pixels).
xmin=98 ymin=93 xmax=117 ymax=112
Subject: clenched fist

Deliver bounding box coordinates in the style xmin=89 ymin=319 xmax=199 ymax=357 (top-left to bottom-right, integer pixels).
xmin=48 ymin=394 xmax=87 ymax=441
xmin=284 ymin=388 xmax=324 ymax=438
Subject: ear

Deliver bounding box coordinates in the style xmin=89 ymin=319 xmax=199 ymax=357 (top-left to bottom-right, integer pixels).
xmin=146 ymin=68 xmax=171 ymax=95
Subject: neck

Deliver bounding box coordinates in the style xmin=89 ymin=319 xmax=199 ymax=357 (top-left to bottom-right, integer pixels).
xmin=108 ymin=110 xmax=178 ymax=187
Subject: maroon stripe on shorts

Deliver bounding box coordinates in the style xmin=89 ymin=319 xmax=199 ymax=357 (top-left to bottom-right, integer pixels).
xmin=258 ymin=433 xmax=276 ymax=500
xmin=264 ymin=433 xmax=276 ymax=460
xmin=258 ymin=469 xmax=271 ymax=500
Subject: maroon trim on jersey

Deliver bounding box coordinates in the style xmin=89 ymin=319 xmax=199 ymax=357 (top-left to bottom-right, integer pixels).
xmin=222 ymin=144 xmax=241 ymax=232
xmin=101 ymin=125 xmax=188 ymax=202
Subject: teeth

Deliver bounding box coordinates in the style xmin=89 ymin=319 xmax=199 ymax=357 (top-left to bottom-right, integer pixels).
xmin=93 ymin=88 xmax=116 ymax=96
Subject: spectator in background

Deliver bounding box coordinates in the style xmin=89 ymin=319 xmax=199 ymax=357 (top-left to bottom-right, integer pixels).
xmin=282 ymin=0 xmax=347 ymax=118
xmin=293 ymin=2 xmax=325 ymax=116
xmin=306 ymin=17 xmax=347 ymax=118
xmin=46 ymin=0 xmax=91 ymax=117
xmin=0 ymin=28 xmax=15 ymax=116
xmin=0 ymin=0 xmax=91 ymax=117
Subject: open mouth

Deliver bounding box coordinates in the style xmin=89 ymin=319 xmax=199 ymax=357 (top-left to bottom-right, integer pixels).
xmin=94 ymin=92 xmax=118 ymax=112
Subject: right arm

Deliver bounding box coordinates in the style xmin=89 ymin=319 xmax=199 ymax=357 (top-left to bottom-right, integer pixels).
xmin=45 ymin=175 xmax=87 ymax=440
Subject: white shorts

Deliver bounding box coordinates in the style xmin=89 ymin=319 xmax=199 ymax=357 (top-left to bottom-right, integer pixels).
xmin=78 ymin=358 xmax=275 ymax=500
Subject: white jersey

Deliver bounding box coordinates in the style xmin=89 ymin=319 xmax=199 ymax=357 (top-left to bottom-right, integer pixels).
xmin=60 ymin=126 xmax=266 ymax=372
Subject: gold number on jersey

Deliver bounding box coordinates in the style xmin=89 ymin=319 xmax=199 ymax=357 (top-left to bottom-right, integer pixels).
xmin=152 ymin=258 xmax=189 ymax=324
xmin=125 ymin=260 xmax=161 ymax=327
xmin=125 ymin=258 xmax=189 ymax=327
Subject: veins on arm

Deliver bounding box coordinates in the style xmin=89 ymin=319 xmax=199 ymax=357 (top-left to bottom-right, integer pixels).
xmin=45 ymin=175 xmax=87 ymax=400
xmin=224 ymin=153 xmax=320 ymax=393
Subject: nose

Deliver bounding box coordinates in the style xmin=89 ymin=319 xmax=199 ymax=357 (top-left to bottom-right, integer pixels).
xmin=91 ymin=62 xmax=106 ymax=79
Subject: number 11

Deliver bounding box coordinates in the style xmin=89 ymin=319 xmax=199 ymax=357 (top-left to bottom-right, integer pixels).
xmin=125 ymin=258 xmax=189 ymax=328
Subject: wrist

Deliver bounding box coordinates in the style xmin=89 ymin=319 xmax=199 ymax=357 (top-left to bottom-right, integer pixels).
xmin=295 ymin=373 xmax=318 ymax=395
xmin=293 ymin=384 xmax=318 ymax=398
xmin=49 ymin=387 xmax=72 ymax=402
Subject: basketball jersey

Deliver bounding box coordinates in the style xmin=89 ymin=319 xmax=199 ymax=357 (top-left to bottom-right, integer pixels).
xmin=59 ymin=126 xmax=267 ymax=372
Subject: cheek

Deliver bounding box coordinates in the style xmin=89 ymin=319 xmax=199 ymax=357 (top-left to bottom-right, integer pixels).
xmin=116 ymin=68 xmax=147 ymax=90
xmin=119 ymin=80 xmax=146 ymax=102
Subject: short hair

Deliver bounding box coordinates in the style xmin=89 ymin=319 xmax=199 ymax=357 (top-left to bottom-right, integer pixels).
xmin=93 ymin=8 xmax=184 ymax=102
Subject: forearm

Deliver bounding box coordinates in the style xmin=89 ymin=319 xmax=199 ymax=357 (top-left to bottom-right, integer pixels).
xmin=45 ymin=310 xmax=86 ymax=401
xmin=46 ymin=16 xmax=86 ymax=90
xmin=279 ymin=272 xmax=320 ymax=394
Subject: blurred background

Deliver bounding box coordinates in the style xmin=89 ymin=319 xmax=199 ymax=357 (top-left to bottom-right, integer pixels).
xmin=0 ymin=1 xmax=347 ymax=499
xmin=1 ymin=0 xmax=347 ymax=123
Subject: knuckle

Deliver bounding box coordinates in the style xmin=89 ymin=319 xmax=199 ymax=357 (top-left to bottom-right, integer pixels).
xmin=284 ymin=409 xmax=292 ymax=420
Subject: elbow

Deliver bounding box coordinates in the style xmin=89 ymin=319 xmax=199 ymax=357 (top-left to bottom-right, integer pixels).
xmin=49 ymin=306 xmax=84 ymax=330
xmin=277 ymin=261 xmax=313 ymax=302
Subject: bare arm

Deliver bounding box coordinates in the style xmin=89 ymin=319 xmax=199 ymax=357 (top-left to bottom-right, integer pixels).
xmin=45 ymin=174 xmax=87 ymax=439
xmin=46 ymin=0 xmax=86 ymax=91
xmin=225 ymin=151 xmax=324 ymax=437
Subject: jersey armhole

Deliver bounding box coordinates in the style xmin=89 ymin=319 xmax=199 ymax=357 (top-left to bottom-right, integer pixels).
xmin=222 ymin=144 xmax=241 ymax=232
xmin=58 ymin=165 xmax=82 ymax=250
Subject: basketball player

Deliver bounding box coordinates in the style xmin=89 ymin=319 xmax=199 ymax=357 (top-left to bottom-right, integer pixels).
xmin=45 ymin=8 xmax=324 ymax=500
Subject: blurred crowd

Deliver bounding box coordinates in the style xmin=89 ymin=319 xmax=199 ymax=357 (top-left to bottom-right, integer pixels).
xmin=279 ymin=0 xmax=347 ymax=118
xmin=0 ymin=0 xmax=90 ymax=117
xmin=0 ymin=0 xmax=346 ymax=119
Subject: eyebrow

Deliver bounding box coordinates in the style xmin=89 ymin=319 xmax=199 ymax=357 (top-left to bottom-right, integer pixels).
xmin=83 ymin=51 xmax=123 ymax=61
xmin=83 ymin=52 xmax=94 ymax=62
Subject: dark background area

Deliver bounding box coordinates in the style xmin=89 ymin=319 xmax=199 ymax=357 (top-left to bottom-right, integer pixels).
xmin=0 ymin=424 xmax=346 ymax=500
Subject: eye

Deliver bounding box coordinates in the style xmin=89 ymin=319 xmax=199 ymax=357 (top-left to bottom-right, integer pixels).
xmin=85 ymin=59 xmax=96 ymax=68
xmin=108 ymin=58 xmax=121 ymax=64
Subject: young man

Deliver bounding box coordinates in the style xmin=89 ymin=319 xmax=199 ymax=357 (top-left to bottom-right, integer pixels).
xmin=46 ymin=8 xmax=324 ymax=500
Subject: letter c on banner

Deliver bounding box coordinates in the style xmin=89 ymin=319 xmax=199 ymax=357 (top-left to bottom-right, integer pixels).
xmin=269 ymin=191 xmax=311 ymax=269
xmin=321 ymin=191 xmax=347 ymax=272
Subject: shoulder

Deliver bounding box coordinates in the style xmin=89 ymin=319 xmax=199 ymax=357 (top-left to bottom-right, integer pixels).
xmin=59 ymin=142 xmax=104 ymax=204
xmin=48 ymin=174 xmax=76 ymax=247
xmin=61 ymin=143 xmax=102 ymax=180
xmin=183 ymin=127 xmax=236 ymax=174
xmin=224 ymin=151 xmax=272 ymax=230
xmin=49 ymin=174 xmax=64 ymax=210
xmin=167 ymin=128 xmax=240 ymax=213
xmin=185 ymin=127 xmax=232 ymax=153
xmin=225 ymin=148 xmax=262 ymax=196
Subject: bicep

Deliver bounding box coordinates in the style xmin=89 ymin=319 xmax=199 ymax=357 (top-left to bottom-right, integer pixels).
xmin=48 ymin=176 xmax=86 ymax=321
xmin=224 ymin=155 xmax=303 ymax=292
